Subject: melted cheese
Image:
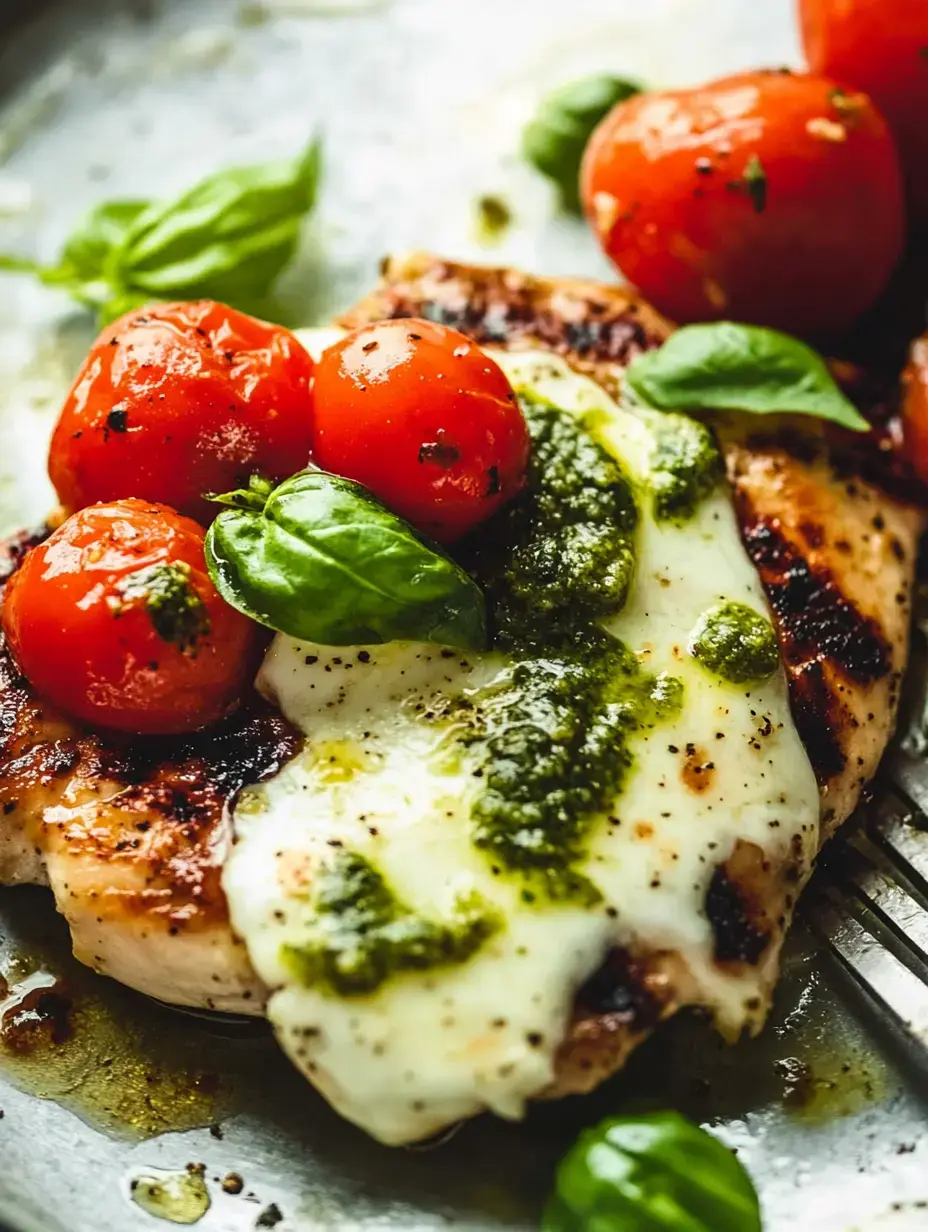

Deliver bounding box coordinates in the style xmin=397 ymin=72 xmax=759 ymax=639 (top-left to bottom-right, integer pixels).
xmin=223 ymin=339 xmax=819 ymax=1145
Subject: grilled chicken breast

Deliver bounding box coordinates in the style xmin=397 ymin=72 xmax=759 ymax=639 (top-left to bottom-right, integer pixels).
xmin=0 ymin=254 xmax=923 ymax=1113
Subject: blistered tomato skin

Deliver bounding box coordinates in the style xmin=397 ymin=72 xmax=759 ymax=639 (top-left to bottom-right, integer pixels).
xmin=580 ymin=70 xmax=905 ymax=337
xmin=311 ymin=319 xmax=530 ymax=543
xmin=800 ymin=0 xmax=928 ymax=219
xmin=1 ymin=499 xmax=259 ymax=735
xmin=48 ymin=301 xmax=315 ymax=525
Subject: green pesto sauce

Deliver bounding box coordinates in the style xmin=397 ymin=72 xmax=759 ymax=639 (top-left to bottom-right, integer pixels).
xmin=461 ymin=399 xmax=683 ymax=902
xmin=688 ymin=601 xmax=779 ymax=686
xmin=280 ymin=851 xmax=499 ymax=997
xmin=116 ymin=561 xmax=210 ymax=653
xmin=646 ymin=410 xmax=723 ymax=524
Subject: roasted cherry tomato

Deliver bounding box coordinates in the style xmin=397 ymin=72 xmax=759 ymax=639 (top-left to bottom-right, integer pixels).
xmin=901 ymin=336 xmax=928 ymax=485
xmin=1 ymin=500 xmax=259 ymax=734
xmin=580 ymin=70 xmax=905 ymax=337
xmin=48 ymin=301 xmax=315 ymax=525
xmin=800 ymin=0 xmax=928 ymax=219
xmin=311 ymin=319 xmax=529 ymax=542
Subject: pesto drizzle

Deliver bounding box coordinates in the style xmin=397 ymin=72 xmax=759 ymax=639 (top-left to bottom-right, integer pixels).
xmin=688 ymin=601 xmax=778 ymax=685
xmin=281 ymin=851 xmax=499 ymax=997
xmin=461 ymin=399 xmax=683 ymax=902
xmin=116 ymin=561 xmax=210 ymax=653
xmin=645 ymin=410 xmax=724 ymax=524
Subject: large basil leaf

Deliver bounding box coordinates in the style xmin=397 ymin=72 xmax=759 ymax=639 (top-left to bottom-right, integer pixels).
xmin=0 ymin=140 xmax=320 ymax=325
xmin=625 ymin=322 xmax=870 ymax=433
xmin=523 ymin=75 xmax=641 ymax=213
xmin=205 ymin=469 xmax=487 ymax=650
xmin=544 ymin=1111 xmax=762 ymax=1232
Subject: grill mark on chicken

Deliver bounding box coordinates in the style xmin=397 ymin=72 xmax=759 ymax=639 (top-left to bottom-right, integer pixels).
xmin=367 ymin=256 xmax=669 ymax=368
xmin=786 ymin=660 xmax=849 ymax=784
xmin=705 ymin=863 xmax=771 ymax=965
xmin=740 ymin=513 xmax=893 ymax=687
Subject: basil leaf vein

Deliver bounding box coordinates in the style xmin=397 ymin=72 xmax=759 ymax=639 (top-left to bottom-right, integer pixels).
xmin=205 ymin=469 xmax=487 ymax=651
xmin=0 ymin=139 xmax=320 ymax=325
xmin=625 ymin=321 xmax=870 ymax=433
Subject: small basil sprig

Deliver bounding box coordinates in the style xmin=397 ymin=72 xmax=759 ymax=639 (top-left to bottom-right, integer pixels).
xmin=0 ymin=139 xmax=321 ymax=325
xmin=543 ymin=1111 xmax=763 ymax=1232
xmin=523 ymin=75 xmax=641 ymax=213
xmin=205 ymin=470 xmax=487 ymax=651
xmin=625 ymin=322 xmax=869 ymax=432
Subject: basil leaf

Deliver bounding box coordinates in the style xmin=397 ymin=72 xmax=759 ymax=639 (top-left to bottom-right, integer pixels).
xmin=119 ymin=139 xmax=321 ymax=303
xmin=544 ymin=1111 xmax=762 ymax=1232
xmin=523 ymin=75 xmax=641 ymax=213
xmin=626 ymin=322 xmax=870 ymax=432
xmin=0 ymin=139 xmax=320 ymax=324
xmin=56 ymin=200 xmax=152 ymax=286
xmin=205 ymin=469 xmax=487 ymax=651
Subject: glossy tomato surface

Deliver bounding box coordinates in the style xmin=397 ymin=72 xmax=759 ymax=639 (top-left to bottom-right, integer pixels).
xmin=48 ymin=301 xmax=315 ymax=525
xmin=800 ymin=0 xmax=928 ymax=218
xmin=311 ymin=319 xmax=529 ymax=542
xmin=1 ymin=500 xmax=259 ymax=734
xmin=580 ymin=70 xmax=905 ymax=337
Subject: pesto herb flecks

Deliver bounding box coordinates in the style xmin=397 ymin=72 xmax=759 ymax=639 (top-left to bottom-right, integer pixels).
xmin=477 ymin=401 xmax=639 ymax=646
xmin=688 ymin=601 xmax=778 ymax=685
xmin=117 ymin=561 xmax=210 ymax=653
xmin=646 ymin=410 xmax=724 ymax=524
xmin=460 ymin=399 xmax=682 ymax=901
xmin=280 ymin=851 xmax=499 ymax=997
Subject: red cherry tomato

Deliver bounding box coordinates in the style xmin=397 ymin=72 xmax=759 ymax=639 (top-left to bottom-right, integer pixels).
xmin=1 ymin=500 xmax=259 ymax=734
xmin=800 ymin=0 xmax=928 ymax=219
xmin=311 ymin=319 xmax=529 ymax=542
xmin=580 ymin=70 xmax=905 ymax=337
xmin=901 ymin=336 xmax=928 ymax=484
xmin=48 ymin=301 xmax=314 ymax=525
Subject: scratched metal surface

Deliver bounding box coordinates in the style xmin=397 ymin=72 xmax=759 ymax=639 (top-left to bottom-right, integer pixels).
xmin=1 ymin=2 xmax=928 ymax=1230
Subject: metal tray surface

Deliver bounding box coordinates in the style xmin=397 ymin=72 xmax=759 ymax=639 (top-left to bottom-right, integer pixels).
xmin=0 ymin=2 xmax=927 ymax=1230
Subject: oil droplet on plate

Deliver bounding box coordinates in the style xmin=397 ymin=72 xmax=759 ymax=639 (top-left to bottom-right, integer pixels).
xmin=129 ymin=1168 xmax=210 ymax=1225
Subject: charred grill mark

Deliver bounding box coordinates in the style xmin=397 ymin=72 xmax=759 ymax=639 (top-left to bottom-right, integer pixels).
xmin=376 ymin=263 xmax=666 ymax=366
xmin=788 ymin=660 xmax=848 ymax=783
xmin=573 ymin=947 xmax=665 ymax=1030
xmin=705 ymin=863 xmax=771 ymax=965
xmin=101 ymin=703 xmax=301 ymax=796
xmin=740 ymin=515 xmax=892 ymax=687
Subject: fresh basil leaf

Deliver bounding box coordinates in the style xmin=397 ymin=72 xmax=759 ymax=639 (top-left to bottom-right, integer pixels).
xmin=119 ymin=139 xmax=321 ymax=303
xmin=523 ymin=74 xmax=641 ymax=213
xmin=626 ymin=321 xmax=870 ymax=432
xmin=0 ymin=139 xmax=321 ymax=325
xmin=205 ymin=469 xmax=487 ymax=651
xmin=57 ymin=200 xmax=152 ymax=286
xmin=544 ymin=1111 xmax=762 ymax=1232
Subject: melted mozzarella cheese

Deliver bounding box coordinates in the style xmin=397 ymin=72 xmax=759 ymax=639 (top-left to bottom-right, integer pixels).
xmin=223 ymin=340 xmax=819 ymax=1145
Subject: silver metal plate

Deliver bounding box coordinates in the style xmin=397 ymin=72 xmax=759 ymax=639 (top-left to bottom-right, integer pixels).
xmin=1 ymin=2 xmax=928 ymax=1229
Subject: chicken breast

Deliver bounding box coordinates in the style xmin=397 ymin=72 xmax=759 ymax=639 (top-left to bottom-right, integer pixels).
xmin=0 ymin=254 xmax=922 ymax=1111
xmin=0 ymin=525 xmax=295 ymax=1013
